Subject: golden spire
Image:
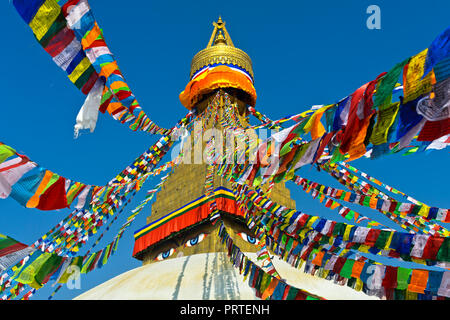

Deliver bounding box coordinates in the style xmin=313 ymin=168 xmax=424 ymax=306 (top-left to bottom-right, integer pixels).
xmin=189 ymin=17 xmax=253 ymax=80
xmin=207 ymin=16 xmax=235 ymax=48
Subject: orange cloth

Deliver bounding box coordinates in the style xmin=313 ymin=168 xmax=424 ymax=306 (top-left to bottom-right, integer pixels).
xmin=81 ymin=22 xmax=102 ymax=50
xmin=344 ymin=192 xmax=351 ymax=202
xmin=179 ymin=65 xmax=257 ymax=109
xmin=303 ymin=107 xmax=328 ymax=140
xmin=110 ymin=81 xmax=129 ymax=92
xmin=351 ymin=260 xmax=365 ymax=279
xmin=312 ymin=251 xmax=325 ymax=266
xmin=99 ymin=61 xmax=119 ymax=80
xmin=26 ymin=170 xmax=54 ymax=208
xmin=407 ymin=269 xmax=429 ymax=293
xmin=261 ymin=277 xmax=279 ymax=300
xmin=106 ymin=102 xmax=124 ymax=115
xmin=369 ymin=195 xmax=378 ymax=209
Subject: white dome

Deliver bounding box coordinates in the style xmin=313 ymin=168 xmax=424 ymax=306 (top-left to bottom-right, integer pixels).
xmin=75 ymin=252 xmax=379 ymax=300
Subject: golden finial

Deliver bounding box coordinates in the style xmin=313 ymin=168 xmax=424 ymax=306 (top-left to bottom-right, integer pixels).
xmin=190 ymin=16 xmax=253 ymax=80
xmin=214 ymin=30 xmax=227 ymax=46
xmin=207 ymin=16 xmax=234 ymax=48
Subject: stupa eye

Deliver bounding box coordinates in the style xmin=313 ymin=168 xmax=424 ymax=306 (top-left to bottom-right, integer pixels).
xmin=237 ymin=232 xmax=259 ymax=245
xmin=185 ymin=233 xmax=207 ymax=247
xmin=155 ymin=248 xmax=176 ymax=261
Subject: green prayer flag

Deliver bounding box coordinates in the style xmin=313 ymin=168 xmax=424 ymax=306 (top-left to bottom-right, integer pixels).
xmin=0 ymin=144 xmax=16 ymax=164
xmin=332 ymin=223 xmax=346 ymax=237
xmin=345 ymin=210 xmax=355 ymax=220
xmin=330 ymin=146 xmax=346 ymax=164
xmin=374 ymin=230 xmax=391 ymax=249
xmin=285 ymin=237 xmax=294 ymax=253
xmin=396 ymin=267 xmax=412 ymax=290
xmin=437 ymin=237 xmax=449 ymax=262
xmin=15 ymin=252 xmax=52 ymax=287
xmin=373 ymin=58 xmax=409 ymax=110
xmin=285 ymin=286 xmax=299 ymax=300
xmin=34 ymin=254 xmax=63 ymax=286
xmin=281 ymin=233 xmax=287 ymax=247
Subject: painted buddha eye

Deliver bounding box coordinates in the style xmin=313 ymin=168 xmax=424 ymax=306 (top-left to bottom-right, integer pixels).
xmin=237 ymin=232 xmax=259 ymax=245
xmin=155 ymin=248 xmax=176 ymax=261
xmin=185 ymin=233 xmax=206 ymax=247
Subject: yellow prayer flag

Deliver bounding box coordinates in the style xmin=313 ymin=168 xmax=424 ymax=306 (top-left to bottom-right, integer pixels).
xmin=403 ymin=49 xmax=435 ymax=103
xmin=306 ymin=216 xmax=319 ymax=228
xmin=28 ymin=0 xmax=60 ymax=41
xmin=417 ymin=205 xmax=430 ymax=217
xmin=343 ymin=225 xmax=353 ymax=242
xmin=68 ymin=57 xmax=91 ymax=84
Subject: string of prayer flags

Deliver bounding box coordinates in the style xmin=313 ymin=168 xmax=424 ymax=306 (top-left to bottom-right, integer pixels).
xmin=60 ymin=0 xmax=171 ymax=135
xmin=0 ymin=144 xmax=92 ymax=211
xmin=232 ymin=184 xmax=450 ymax=300
xmin=12 ymin=0 xmax=171 ymax=136
xmin=233 ymin=182 xmax=450 ymax=265
xmin=267 ymin=228 xmax=450 ymax=299
xmin=245 ymin=27 xmax=450 ymax=164
xmin=218 ymin=221 xmax=325 ymax=300
xmin=1 ymin=165 xmax=171 ymax=300
xmin=0 ymin=126 xmax=179 ymax=299
xmin=293 ymin=174 xmax=450 ymax=232
xmin=12 ymin=0 xmax=99 ymax=94
xmin=292 ymin=175 xmax=388 ymax=228
xmin=332 ymin=162 xmax=450 ymax=226
xmin=12 ymin=0 xmax=103 ymax=137
xmin=0 ymin=141 xmax=159 ymax=215
xmin=317 ymin=162 xmax=447 ymax=235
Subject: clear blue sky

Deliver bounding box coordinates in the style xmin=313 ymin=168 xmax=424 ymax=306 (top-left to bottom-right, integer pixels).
xmin=0 ymin=0 xmax=448 ymax=299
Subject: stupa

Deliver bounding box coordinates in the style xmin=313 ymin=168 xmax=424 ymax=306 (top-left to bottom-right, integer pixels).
xmin=75 ymin=18 xmax=378 ymax=300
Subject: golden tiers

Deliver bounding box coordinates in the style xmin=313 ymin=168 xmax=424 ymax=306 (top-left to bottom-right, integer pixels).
xmin=189 ymin=17 xmax=254 ymax=81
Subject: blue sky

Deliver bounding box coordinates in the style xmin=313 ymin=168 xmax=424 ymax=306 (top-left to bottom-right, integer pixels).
xmin=0 ymin=0 xmax=449 ymax=299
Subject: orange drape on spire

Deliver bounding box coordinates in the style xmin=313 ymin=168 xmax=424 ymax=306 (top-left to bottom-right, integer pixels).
xmin=179 ymin=65 xmax=257 ymax=109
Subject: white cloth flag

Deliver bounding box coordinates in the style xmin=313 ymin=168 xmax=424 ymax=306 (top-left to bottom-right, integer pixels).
xmin=65 ymin=0 xmax=90 ymax=29
xmin=426 ymin=134 xmax=450 ymax=150
xmin=74 ymin=77 xmax=105 ymax=138
xmin=293 ymin=138 xmax=322 ymax=170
